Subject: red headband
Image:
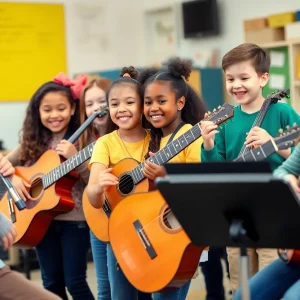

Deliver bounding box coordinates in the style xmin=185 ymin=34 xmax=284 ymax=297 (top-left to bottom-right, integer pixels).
xmin=53 ymin=72 xmax=87 ymax=100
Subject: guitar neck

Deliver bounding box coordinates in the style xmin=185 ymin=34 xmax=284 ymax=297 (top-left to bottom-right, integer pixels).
xmin=42 ymin=142 xmax=96 ymax=188
xmin=234 ymin=140 xmax=277 ymax=162
xmin=238 ymin=98 xmax=272 ymax=157
xmin=130 ymin=124 xmax=202 ymax=184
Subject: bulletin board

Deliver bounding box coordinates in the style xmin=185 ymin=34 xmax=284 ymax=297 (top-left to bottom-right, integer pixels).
xmin=0 ymin=3 xmax=66 ymax=101
xmin=263 ymin=47 xmax=291 ymax=105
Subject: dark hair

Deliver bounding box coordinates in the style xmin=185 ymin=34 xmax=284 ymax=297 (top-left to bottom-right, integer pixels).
xmin=79 ymin=78 xmax=112 ymax=149
xmin=19 ymin=81 xmax=80 ymax=165
xmin=105 ymin=66 xmax=148 ymax=134
xmin=138 ymin=57 xmax=207 ymax=156
xmin=222 ymin=43 xmax=270 ymax=74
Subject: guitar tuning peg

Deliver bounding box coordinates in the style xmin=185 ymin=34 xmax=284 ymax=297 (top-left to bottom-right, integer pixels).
xmin=207 ymin=111 xmax=211 ymax=115
xmin=278 ymin=128 xmax=283 ymax=134
xmin=286 ymin=125 xmax=290 ymax=129
xmin=219 ymin=125 xmax=223 ymax=129
xmin=217 ymin=106 xmax=221 ymax=109
xmin=293 ymin=122 xmax=297 ymax=127
xmin=213 ymin=108 xmax=216 ymax=112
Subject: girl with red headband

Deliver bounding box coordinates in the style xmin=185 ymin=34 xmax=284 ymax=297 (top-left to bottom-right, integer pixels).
xmin=6 ymin=73 xmax=95 ymax=300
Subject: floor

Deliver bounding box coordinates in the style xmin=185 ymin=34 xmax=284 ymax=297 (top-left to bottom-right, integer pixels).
xmin=28 ymin=261 xmax=232 ymax=300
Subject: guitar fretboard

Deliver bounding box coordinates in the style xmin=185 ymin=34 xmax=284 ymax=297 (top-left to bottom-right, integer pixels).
xmin=128 ymin=124 xmax=202 ymax=184
xmin=42 ymin=142 xmax=95 ymax=188
xmin=234 ymin=140 xmax=276 ymax=162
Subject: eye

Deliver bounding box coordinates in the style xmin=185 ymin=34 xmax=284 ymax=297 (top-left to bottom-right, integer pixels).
xmin=158 ymin=100 xmax=166 ymax=104
xmin=241 ymin=78 xmax=249 ymax=81
xmin=144 ymin=100 xmax=151 ymax=106
xmin=226 ymin=79 xmax=233 ymax=82
xmin=110 ymin=103 xmax=118 ymax=107
xmin=85 ymin=103 xmax=92 ymax=107
xmin=58 ymin=108 xmax=66 ymax=111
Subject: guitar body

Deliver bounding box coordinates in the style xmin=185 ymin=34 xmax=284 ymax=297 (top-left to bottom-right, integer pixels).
xmin=82 ymin=189 xmax=110 ymax=242
xmin=278 ymin=249 xmax=300 ymax=264
xmin=0 ymin=150 xmax=76 ymax=248
xmin=109 ymin=190 xmax=204 ymax=293
xmin=84 ymin=158 xmax=149 ymax=242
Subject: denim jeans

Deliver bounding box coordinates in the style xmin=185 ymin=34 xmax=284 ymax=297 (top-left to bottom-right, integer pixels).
xmin=152 ymin=281 xmax=191 ymax=300
xmin=107 ymin=243 xmax=191 ymax=300
xmin=90 ymin=231 xmax=111 ymax=300
xmin=35 ymin=220 xmax=94 ymax=300
xmin=234 ymin=259 xmax=300 ymax=300
xmin=200 ymin=247 xmax=229 ymax=300
xmin=107 ymin=243 xmax=138 ymax=299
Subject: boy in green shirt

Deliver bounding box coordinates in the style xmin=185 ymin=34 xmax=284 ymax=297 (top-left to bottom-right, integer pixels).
xmin=200 ymin=43 xmax=300 ymax=292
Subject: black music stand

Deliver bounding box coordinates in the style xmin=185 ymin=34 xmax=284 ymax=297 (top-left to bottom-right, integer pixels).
xmin=155 ymin=162 xmax=300 ymax=300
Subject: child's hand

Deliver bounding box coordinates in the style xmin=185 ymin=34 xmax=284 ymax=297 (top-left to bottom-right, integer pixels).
xmin=143 ymin=152 xmax=167 ymax=181
xmin=0 ymin=154 xmax=15 ymax=177
xmin=245 ymin=127 xmax=272 ymax=148
xmin=200 ymin=113 xmax=219 ymax=151
xmin=97 ymin=168 xmax=119 ymax=195
xmin=2 ymin=224 xmax=17 ymax=250
xmin=11 ymin=175 xmax=32 ymax=201
xmin=56 ymin=140 xmax=78 ymax=159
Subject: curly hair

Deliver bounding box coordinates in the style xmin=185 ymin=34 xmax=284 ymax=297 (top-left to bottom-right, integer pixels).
xmin=79 ymin=78 xmax=112 ymax=150
xmin=105 ymin=66 xmax=150 ymax=134
xmin=19 ymin=82 xmax=80 ymax=165
xmin=138 ymin=57 xmax=207 ymax=157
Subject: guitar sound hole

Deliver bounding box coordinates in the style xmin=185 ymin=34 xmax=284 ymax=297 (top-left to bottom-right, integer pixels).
xmin=26 ymin=177 xmax=43 ymax=209
xmin=163 ymin=209 xmax=181 ymax=230
xmin=118 ymin=174 xmax=134 ymax=195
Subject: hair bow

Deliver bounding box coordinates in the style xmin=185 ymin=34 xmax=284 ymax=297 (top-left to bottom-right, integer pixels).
xmin=53 ymin=72 xmax=87 ymax=100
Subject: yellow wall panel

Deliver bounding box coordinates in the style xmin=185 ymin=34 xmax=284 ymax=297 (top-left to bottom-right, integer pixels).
xmin=0 ymin=3 xmax=66 ymax=101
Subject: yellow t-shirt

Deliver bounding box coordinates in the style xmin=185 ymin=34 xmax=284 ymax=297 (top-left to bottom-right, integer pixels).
xmin=160 ymin=123 xmax=202 ymax=163
xmin=89 ymin=130 xmax=151 ymax=168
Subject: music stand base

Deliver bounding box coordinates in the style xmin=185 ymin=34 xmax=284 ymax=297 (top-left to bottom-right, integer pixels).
xmin=229 ymin=220 xmax=250 ymax=300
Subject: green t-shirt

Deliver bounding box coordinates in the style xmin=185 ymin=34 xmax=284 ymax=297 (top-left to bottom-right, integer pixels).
xmin=201 ymin=102 xmax=300 ymax=171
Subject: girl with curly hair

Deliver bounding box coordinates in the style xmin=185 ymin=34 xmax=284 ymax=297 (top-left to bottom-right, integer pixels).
xmin=6 ymin=73 xmax=95 ymax=300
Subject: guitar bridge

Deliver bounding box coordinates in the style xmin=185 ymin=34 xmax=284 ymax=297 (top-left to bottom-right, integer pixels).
xmin=133 ymin=220 xmax=157 ymax=259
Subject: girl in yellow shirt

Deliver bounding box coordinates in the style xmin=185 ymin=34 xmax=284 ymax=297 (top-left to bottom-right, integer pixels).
xmin=87 ymin=66 xmax=150 ymax=299
xmin=140 ymin=57 xmax=207 ymax=300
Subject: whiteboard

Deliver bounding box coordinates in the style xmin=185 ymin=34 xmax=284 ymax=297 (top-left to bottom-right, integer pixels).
xmin=0 ymin=3 xmax=66 ymax=101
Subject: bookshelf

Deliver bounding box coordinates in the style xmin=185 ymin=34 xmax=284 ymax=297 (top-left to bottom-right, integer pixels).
xmin=260 ymin=38 xmax=300 ymax=113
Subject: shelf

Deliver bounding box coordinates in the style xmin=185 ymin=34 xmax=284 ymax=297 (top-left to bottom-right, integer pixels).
xmin=260 ymin=38 xmax=300 ymax=49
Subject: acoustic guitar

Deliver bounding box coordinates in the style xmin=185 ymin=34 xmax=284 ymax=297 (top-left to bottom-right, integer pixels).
xmin=0 ymin=142 xmax=96 ymax=247
xmin=83 ymin=103 xmax=234 ymax=243
xmin=109 ymin=190 xmax=204 ymax=292
xmin=234 ymin=124 xmax=300 ymax=163
xmin=278 ymin=249 xmax=300 ymax=264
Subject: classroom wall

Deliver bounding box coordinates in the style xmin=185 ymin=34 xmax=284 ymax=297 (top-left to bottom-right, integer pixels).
xmin=1 ymin=0 xmax=299 ymax=149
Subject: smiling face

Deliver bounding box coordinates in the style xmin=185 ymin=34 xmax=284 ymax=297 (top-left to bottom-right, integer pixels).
xmin=85 ymin=85 xmax=108 ymax=127
xmin=225 ymin=60 xmax=268 ymax=107
xmin=143 ymin=81 xmax=185 ymax=136
xmin=108 ymin=83 xmax=142 ymax=131
xmin=39 ymin=91 xmax=75 ymax=135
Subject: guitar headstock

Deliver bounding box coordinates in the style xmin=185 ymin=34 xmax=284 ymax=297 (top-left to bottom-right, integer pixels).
xmin=96 ymin=106 xmax=108 ymax=118
xmin=266 ymin=89 xmax=290 ymax=104
xmin=204 ymin=103 xmax=234 ymax=125
xmin=274 ymin=124 xmax=300 ymax=150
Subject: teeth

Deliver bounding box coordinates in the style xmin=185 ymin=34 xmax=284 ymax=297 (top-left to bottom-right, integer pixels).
xmin=119 ymin=116 xmax=130 ymax=121
xmin=151 ymin=115 xmax=163 ymax=120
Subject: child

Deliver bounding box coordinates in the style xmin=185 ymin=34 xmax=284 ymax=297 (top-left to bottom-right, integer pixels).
xmin=200 ymin=43 xmax=300 ymax=292
xmin=234 ymin=143 xmax=300 ymax=299
xmin=139 ymin=57 xmax=207 ymax=300
xmin=87 ymin=66 xmax=151 ymax=299
xmin=0 ymin=155 xmax=60 ymax=299
xmin=80 ymin=77 xmax=112 ymax=300
xmin=6 ymin=73 xmax=95 ymax=300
